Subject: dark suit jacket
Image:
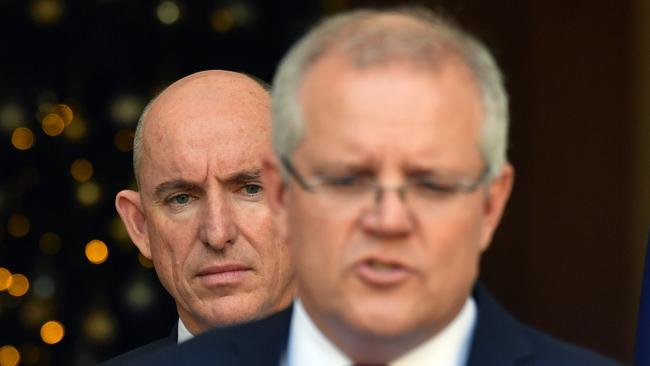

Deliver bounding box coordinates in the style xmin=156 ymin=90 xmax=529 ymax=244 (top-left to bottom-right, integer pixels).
xmin=100 ymin=323 xmax=178 ymax=365
xmin=119 ymin=285 xmax=624 ymax=366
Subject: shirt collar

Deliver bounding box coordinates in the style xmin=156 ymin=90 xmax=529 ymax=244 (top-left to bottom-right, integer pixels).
xmin=177 ymin=317 xmax=194 ymax=344
xmin=284 ymin=297 xmax=477 ymax=366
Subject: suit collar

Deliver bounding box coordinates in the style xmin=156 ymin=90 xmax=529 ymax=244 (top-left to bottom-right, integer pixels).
xmin=466 ymin=283 xmax=534 ymax=366
xmin=225 ymin=305 xmax=294 ymax=364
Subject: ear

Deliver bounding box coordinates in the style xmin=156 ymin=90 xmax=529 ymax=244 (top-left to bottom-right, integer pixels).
xmin=115 ymin=189 xmax=152 ymax=258
xmin=479 ymin=163 xmax=514 ymax=251
xmin=262 ymin=153 xmax=288 ymax=240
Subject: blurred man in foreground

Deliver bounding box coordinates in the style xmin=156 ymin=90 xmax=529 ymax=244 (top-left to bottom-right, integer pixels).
xmin=128 ymin=8 xmax=622 ymax=366
xmin=102 ymin=70 xmax=295 ymax=364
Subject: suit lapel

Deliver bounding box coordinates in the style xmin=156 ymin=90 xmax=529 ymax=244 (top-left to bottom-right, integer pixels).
xmin=227 ymin=305 xmax=294 ymax=365
xmin=466 ymin=284 xmax=534 ymax=366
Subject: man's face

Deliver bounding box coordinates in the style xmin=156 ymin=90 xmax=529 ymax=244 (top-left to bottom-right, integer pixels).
xmin=119 ymin=73 xmax=294 ymax=334
xmin=276 ymin=56 xmax=512 ymax=348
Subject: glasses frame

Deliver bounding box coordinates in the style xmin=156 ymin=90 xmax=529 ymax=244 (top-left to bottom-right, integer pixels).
xmin=280 ymin=156 xmax=491 ymax=206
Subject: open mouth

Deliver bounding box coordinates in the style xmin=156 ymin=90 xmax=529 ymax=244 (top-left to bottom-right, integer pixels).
xmin=356 ymin=258 xmax=410 ymax=286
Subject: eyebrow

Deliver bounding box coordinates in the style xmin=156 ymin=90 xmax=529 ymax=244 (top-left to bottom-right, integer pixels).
xmin=153 ymin=180 xmax=202 ymax=199
xmin=221 ymin=168 xmax=262 ymax=184
xmin=152 ymin=169 xmax=262 ymax=199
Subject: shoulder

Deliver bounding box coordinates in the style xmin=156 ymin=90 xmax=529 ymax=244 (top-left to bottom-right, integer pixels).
xmin=519 ymin=324 xmax=624 ymax=366
xmin=100 ymin=333 xmax=177 ymax=365
xmin=469 ymin=283 xmax=625 ymax=366
xmin=125 ymin=306 xmax=294 ymax=366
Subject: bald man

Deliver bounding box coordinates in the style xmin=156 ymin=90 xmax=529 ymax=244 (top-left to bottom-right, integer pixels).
xmin=102 ymin=70 xmax=295 ymax=364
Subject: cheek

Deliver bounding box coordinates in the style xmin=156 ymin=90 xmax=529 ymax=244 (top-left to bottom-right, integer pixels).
xmin=420 ymin=210 xmax=485 ymax=284
xmin=147 ymin=215 xmax=196 ymax=280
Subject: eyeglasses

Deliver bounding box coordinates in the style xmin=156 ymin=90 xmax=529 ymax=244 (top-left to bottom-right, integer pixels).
xmin=281 ymin=156 xmax=490 ymax=218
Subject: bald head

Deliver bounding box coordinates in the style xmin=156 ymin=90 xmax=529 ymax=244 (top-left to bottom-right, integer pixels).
xmin=133 ymin=70 xmax=269 ymax=185
xmin=115 ymin=70 xmax=294 ymax=333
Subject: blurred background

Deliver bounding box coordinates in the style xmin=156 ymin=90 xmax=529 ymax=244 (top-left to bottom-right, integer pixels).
xmin=0 ymin=0 xmax=647 ymax=365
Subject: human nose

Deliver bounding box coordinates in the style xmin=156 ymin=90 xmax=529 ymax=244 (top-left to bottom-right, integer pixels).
xmin=360 ymin=185 xmax=414 ymax=237
xmin=199 ymin=193 xmax=238 ymax=251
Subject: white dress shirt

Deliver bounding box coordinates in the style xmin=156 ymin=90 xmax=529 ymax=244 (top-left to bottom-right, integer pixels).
xmin=177 ymin=317 xmax=194 ymax=344
xmin=282 ymin=297 xmax=477 ymax=366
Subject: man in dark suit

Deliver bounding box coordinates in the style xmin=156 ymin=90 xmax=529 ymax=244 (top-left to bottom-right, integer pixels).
xmin=102 ymin=70 xmax=296 ymax=364
xmin=124 ymin=7 xmax=623 ymax=365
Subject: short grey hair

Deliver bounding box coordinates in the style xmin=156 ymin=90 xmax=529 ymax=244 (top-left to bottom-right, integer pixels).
xmin=271 ymin=6 xmax=509 ymax=179
xmin=131 ymin=96 xmax=154 ymax=188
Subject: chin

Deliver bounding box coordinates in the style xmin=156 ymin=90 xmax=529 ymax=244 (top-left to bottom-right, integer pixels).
xmin=345 ymin=300 xmax=425 ymax=338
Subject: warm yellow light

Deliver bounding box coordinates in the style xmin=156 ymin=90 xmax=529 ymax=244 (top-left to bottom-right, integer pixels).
xmin=40 ymin=321 xmax=64 ymax=344
xmin=114 ymin=129 xmax=134 ymax=152
xmin=137 ymin=253 xmax=154 ymax=268
xmin=7 ymin=274 xmax=29 ymax=297
xmin=7 ymin=214 xmax=30 ymax=238
xmin=11 ymin=127 xmax=35 ymax=150
xmin=70 ymin=159 xmax=93 ymax=182
xmin=63 ymin=116 xmax=87 ymax=141
xmin=85 ymin=240 xmax=108 ymax=264
xmin=157 ymin=1 xmax=180 ymax=24
xmin=39 ymin=232 xmax=62 ymax=255
xmin=0 ymin=345 xmax=20 ymax=366
xmin=0 ymin=268 xmax=11 ymax=291
xmin=82 ymin=309 xmax=116 ymax=344
xmin=54 ymin=104 xmax=73 ymax=126
xmin=76 ymin=181 xmax=101 ymax=205
xmin=29 ymin=0 xmax=64 ymax=25
xmin=41 ymin=113 xmax=64 ymax=136
xmin=211 ymin=8 xmax=234 ymax=33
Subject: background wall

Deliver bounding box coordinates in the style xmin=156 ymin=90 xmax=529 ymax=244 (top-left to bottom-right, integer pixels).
xmin=0 ymin=0 xmax=646 ymax=365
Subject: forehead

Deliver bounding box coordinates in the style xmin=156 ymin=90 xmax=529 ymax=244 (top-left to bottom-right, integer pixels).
xmin=139 ymin=76 xmax=270 ymax=189
xmin=297 ymin=54 xmax=484 ymax=168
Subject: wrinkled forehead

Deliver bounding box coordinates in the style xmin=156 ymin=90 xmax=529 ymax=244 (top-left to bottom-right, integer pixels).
xmin=138 ymin=77 xmax=271 ymax=186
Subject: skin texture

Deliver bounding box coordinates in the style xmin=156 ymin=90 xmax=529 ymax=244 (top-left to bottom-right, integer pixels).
xmin=263 ymin=54 xmax=513 ymax=363
xmin=116 ymin=70 xmax=295 ymax=335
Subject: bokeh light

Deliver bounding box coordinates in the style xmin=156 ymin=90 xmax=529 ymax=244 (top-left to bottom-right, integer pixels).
xmin=7 ymin=274 xmax=30 ymax=297
xmin=82 ymin=309 xmax=116 ymax=345
xmin=54 ymin=104 xmax=73 ymax=126
xmin=7 ymin=214 xmax=30 ymax=238
xmin=85 ymin=240 xmax=108 ymax=264
xmin=29 ymin=0 xmax=65 ymax=25
xmin=76 ymin=181 xmax=101 ymax=205
xmin=40 ymin=321 xmax=64 ymax=345
xmin=63 ymin=115 xmax=87 ymax=141
xmin=210 ymin=2 xmax=254 ymax=33
xmin=33 ymin=275 xmax=56 ymax=299
xmin=39 ymin=232 xmax=62 ymax=255
xmin=124 ymin=278 xmax=154 ymax=311
xmin=156 ymin=1 xmax=180 ymax=25
xmin=20 ymin=298 xmax=54 ymax=329
xmin=137 ymin=252 xmax=154 ymax=268
xmin=41 ymin=113 xmax=65 ymax=136
xmin=0 ymin=102 xmax=24 ymax=133
xmin=110 ymin=94 xmax=143 ymax=125
xmin=70 ymin=158 xmax=93 ymax=182
xmin=0 ymin=345 xmax=20 ymax=366
xmin=211 ymin=8 xmax=234 ymax=33
xmin=114 ymin=129 xmax=134 ymax=152
xmin=0 ymin=268 xmax=11 ymax=291
xmin=11 ymin=127 xmax=35 ymax=150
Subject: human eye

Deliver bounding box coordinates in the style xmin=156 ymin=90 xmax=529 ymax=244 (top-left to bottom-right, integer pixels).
xmin=240 ymin=183 xmax=263 ymax=196
xmin=319 ymin=175 xmax=371 ymax=195
xmin=411 ymin=180 xmax=457 ymax=199
xmin=166 ymin=193 xmax=194 ymax=207
xmin=235 ymin=183 xmax=264 ymax=202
